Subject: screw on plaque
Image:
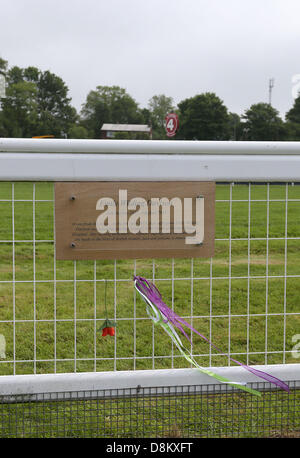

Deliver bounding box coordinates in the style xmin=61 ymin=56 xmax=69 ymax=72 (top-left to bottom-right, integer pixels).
xmin=70 ymin=195 xmax=76 ymax=201
xmin=70 ymin=242 xmax=76 ymax=248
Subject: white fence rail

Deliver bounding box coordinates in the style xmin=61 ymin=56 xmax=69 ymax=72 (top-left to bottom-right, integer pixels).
xmin=0 ymin=138 xmax=300 ymax=395
xmin=1 ymin=138 xmax=300 ymax=182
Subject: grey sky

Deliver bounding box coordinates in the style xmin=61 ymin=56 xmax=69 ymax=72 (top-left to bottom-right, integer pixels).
xmin=1 ymin=0 xmax=300 ymax=119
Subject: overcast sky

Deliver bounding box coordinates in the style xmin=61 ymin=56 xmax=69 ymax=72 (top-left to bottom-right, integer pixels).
xmin=1 ymin=0 xmax=300 ymax=119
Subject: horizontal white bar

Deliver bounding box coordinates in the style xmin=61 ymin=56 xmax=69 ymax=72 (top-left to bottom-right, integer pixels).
xmin=1 ymin=138 xmax=300 ymax=155
xmin=0 ymin=364 xmax=299 ymax=400
xmin=2 ymin=152 xmax=300 ymax=182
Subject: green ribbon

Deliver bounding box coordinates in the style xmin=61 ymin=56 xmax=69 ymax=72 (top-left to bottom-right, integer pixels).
xmin=145 ymin=301 xmax=261 ymax=397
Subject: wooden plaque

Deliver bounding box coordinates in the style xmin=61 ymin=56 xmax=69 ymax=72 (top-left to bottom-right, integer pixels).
xmin=55 ymin=182 xmax=215 ymax=260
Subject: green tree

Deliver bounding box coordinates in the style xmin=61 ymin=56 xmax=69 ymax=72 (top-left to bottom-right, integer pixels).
xmin=80 ymin=85 xmax=143 ymax=138
xmin=68 ymin=124 xmax=89 ymax=139
xmin=140 ymin=107 xmax=151 ymax=125
xmin=228 ymin=112 xmax=244 ymax=140
xmin=0 ymin=58 xmax=8 ymax=75
xmin=284 ymin=95 xmax=300 ymax=139
xmin=242 ymin=103 xmax=286 ymax=141
xmin=148 ymin=94 xmax=175 ymax=139
xmin=23 ymin=66 xmax=40 ymax=83
xmin=1 ymin=80 xmax=38 ymax=137
xmin=284 ymin=121 xmax=300 ymax=140
xmin=0 ymin=112 xmax=5 ymax=136
xmin=7 ymin=65 xmax=25 ymax=85
xmin=0 ymin=58 xmax=8 ymax=135
xmin=284 ymin=94 xmax=300 ymax=140
xmin=35 ymin=70 xmax=77 ymax=137
xmin=0 ymin=59 xmax=77 ymax=138
xmin=286 ymin=96 xmax=300 ymax=124
xmin=177 ymin=92 xmax=230 ymax=140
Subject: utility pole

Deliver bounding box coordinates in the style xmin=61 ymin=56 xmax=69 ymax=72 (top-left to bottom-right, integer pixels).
xmin=268 ymin=78 xmax=275 ymax=106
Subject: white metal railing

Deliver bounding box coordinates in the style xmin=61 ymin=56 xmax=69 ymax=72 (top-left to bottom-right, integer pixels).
xmin=2 ymin=138 xmax=300 ymax=154
xmin=1 ymin=138 xmax=300 ymax=182
xmin=0 ymin=138 xmax=300 ymax=395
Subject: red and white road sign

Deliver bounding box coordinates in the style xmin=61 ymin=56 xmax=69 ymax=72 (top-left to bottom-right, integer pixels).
xmin=165 ymin=113 xmax=179 ymax=137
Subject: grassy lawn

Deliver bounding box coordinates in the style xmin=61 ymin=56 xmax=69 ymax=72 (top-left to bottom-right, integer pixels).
xmin=0 ymin=181 xmax=300 ymax=437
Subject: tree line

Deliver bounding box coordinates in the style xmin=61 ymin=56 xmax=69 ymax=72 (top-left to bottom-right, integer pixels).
xmin=1 ymin=57 xmax=300 ymax=141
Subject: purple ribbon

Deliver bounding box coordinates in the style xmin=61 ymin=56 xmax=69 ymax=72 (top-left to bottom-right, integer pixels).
xmin=134 ymin=275 xmax=290 ymax=393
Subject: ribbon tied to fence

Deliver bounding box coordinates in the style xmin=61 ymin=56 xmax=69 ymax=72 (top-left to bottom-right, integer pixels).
xmin=133 ymin=275 xmax=290 ymax=396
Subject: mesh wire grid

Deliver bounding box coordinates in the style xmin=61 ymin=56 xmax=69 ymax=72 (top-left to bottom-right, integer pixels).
xmin=0 ymin=181 xmax=300 ymax=373
xmin=0 ymin=381 xmax=299 ymax=438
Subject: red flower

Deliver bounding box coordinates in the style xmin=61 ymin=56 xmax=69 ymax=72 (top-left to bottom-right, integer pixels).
xmin=102 ymin=327 xmax=115 ymax=337
xmin=99 ymin=318 xmax=116 ymax=337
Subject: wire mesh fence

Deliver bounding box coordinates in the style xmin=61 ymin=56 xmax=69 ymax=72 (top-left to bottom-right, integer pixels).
xmin=0 ymin=380 xmax=299 ymax=438
xmin=1 ymin=181 xmax=300 ymax=375
xmin=0 ymin=179 xmax=300 ymax=438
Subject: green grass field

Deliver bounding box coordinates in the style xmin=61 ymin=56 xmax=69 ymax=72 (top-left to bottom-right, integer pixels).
xmin=0 ymin=181 xmax=300 ymax=437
